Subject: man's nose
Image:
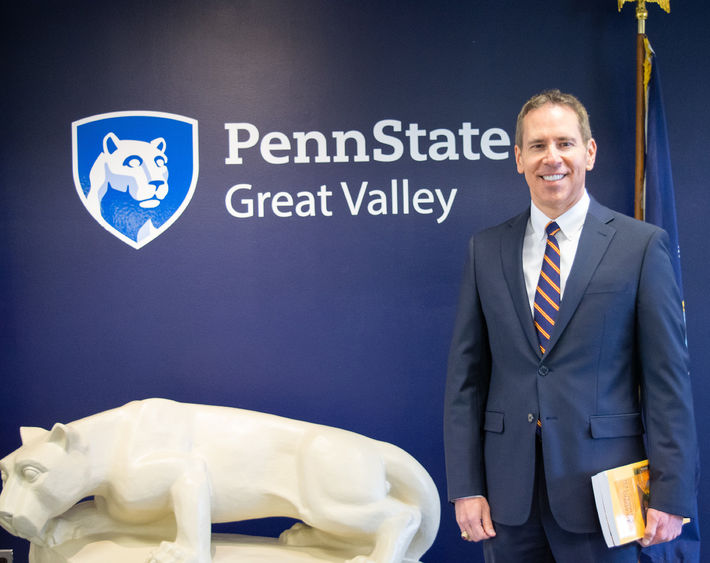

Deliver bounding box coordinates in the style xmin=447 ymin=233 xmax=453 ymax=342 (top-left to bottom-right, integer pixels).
xmin=542 ymin=146 xmax=562 ymax=164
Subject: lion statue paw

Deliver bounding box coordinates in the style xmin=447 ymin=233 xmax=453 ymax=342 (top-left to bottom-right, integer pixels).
xmin=147 ymin=540 xmax=200 ymax=563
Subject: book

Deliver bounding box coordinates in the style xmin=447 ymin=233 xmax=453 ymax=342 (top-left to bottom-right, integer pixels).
xmin=591 ymin=459 xmax=690 ymax=547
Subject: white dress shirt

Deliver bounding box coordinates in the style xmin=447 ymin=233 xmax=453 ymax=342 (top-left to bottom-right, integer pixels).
xmin=522 ymin=190 xmax=590 ymax=314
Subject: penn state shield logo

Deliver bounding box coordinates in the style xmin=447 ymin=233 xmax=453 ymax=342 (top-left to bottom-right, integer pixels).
xmin=72 ymin=111 xmax=198 ymax=249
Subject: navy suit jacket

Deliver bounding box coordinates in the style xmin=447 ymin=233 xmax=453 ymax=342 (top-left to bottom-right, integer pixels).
xmin=444 ymin=197 xmax=697 ymax=533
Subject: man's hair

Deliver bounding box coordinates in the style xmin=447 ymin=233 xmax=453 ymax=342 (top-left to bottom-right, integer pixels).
xmin=515 ymin=89 xmax=592 ymax=147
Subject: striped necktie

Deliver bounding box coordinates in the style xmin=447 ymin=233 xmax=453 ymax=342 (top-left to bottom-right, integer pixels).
xmin=534 ymin=221 xmax=561 ymax=355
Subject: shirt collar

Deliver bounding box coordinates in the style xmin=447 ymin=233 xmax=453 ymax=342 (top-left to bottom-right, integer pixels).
xmin=530 ymin=189 xmax=590 ymax=241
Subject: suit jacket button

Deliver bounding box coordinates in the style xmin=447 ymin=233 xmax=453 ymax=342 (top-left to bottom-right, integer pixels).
xmin=527 ymin=413 xmax=534 ymax=423
xmin=538 ymin=365 xmax=549 ymax=376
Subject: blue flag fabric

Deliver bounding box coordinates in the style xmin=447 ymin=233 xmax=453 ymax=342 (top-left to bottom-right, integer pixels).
xmin=643 ymin=50 xmax=683 ymax=294
xmin=639 ymin=43 xmax=700 ymax=563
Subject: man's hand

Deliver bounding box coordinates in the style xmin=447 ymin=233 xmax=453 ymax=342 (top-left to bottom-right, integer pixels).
xmin=639 ymin=508 xmax=684 ymax=547
xmin=455 ymin=496 xmax=496 ymax=542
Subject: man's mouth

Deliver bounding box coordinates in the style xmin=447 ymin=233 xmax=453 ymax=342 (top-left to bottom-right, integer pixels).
xmin=542 ymin=174 xmax=565 ymax=181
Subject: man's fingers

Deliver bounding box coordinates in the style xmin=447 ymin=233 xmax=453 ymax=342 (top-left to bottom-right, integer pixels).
xmin=455 ymin=497 xmax=496 ymax=542
xmin=640 ymin=513 xmax=658 ymax=547
xmin=479 ymin=499 xmax=496 ymax=538
xmin=640 ymin=508 xmax=683 ymax=547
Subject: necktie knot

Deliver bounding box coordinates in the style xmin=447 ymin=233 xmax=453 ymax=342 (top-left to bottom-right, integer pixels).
xmin=546 ymin=221 xmax=561 ymax=238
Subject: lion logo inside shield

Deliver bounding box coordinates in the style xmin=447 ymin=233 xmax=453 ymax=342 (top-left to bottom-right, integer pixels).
xmin=73 ymin=112 xmax=198 ymax=249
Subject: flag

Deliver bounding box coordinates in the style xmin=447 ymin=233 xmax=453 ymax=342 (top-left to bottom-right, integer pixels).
xmin=639 ymin=38 xmax=700 ymax=563
xmin=642 ymin=39 xmax=683 ymax=297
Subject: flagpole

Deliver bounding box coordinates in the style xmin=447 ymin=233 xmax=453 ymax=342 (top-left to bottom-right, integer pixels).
xmin=635 ymin=27 xmax=645 ymax=220
xmin=618 ymin=0 xmax=670 ymax=220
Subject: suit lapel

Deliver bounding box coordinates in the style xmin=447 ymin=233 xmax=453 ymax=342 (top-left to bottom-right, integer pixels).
xmin=546 ymin=198 xmax=616 ymax=354
xmin=500 ymin=209 xmax=541 ymax=356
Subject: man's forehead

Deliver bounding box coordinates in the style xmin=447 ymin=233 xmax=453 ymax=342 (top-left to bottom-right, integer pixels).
xmin=522 ymin=105 xmax=584 ymax=142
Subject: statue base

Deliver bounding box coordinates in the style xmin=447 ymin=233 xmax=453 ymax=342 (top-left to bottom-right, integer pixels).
xmin=29 ymin=533 xmax=378 ymax=563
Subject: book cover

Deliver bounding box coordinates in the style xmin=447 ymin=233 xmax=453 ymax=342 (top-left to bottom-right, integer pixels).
xmin=591 ymin=459 xmax=690 ymax=547
xmin=592 ymin=459 xmax=650 ymax=547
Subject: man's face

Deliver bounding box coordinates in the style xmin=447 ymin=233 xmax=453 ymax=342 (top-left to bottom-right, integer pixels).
xmin=514 ymin=103 xmax=597 ymax=218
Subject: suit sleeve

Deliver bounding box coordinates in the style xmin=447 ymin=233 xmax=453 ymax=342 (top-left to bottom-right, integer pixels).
xmin=637 ymin=228 xmax=698 ymax=517
xmin=443 ymin=236 xmax=492 ymax=502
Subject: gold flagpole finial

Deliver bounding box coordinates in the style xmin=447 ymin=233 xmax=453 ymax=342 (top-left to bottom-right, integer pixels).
xmin=618 ymin=0 xmax=671 ymax=33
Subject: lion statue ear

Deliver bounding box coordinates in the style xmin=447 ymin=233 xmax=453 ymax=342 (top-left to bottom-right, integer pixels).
xmin=47 ymin=423 xmax=83 ymax=451
xmin=19 ymin=426 xmax=49 ymax=445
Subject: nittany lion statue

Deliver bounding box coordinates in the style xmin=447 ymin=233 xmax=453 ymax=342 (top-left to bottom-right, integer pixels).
xmin=0 ymin=399 xmax=440 ymax=563
xmin=86 ymin=133 xmax=169 ymax=243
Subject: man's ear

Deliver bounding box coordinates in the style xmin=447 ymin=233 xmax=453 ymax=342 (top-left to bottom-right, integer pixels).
xmin=514 ymin=145 xmax=524 ymax=174
xmin=586 ymin=138 xmax=597 ymax=171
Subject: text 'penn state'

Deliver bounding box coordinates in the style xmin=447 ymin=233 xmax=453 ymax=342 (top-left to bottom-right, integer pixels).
xmin=225 ymin=120 xmax=510 ymax=165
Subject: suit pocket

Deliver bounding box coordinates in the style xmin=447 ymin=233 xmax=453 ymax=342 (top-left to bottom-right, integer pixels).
xmin=585 ymin=281 xmax=632 ymax=294
xmin=589 ymin=413 xmax=643 ymax=438
xmin=484 ymin=410 xmax=504 ymax=433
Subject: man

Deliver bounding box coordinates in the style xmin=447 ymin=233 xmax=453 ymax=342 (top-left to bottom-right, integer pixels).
xmin=443 ymin=90 xmax=697 ymax=562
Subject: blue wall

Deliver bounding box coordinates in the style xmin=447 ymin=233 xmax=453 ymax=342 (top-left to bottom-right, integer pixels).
xmin=1 ymin=2 xmax=708 ymax=561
